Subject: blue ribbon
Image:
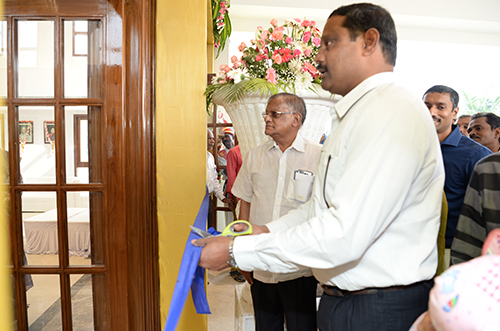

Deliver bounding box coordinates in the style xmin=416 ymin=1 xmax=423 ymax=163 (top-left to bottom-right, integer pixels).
xmin=164 ymin=189 xmax=220 ymax=331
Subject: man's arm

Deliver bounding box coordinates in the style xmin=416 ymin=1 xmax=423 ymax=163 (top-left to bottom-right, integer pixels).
xmin=239 ymin=200 xmax=250 ymax=221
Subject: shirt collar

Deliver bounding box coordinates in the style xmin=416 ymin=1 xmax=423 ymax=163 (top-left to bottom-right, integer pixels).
xmin=441 ymin=124 xmax=461 ymax=147
xmin=266 ymin=133 xmax=306 ymax=153
xmin=334 ymin=72 xmax=395 ymax=119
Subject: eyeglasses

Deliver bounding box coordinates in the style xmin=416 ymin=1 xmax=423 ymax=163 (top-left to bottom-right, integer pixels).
xmin=261 ymin=111 xmax=297 ymax=119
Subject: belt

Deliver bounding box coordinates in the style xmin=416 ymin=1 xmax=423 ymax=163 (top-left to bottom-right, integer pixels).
xmin=321 ymin=280 xmax=428 ymax=297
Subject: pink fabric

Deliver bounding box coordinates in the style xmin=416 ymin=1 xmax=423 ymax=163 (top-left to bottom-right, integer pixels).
xmin=428 ymin=229 xmax=500 ymax=331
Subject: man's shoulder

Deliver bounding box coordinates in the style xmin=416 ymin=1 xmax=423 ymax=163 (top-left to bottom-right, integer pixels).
xmin=475 ymin=152 xmax=500 ymax=168
xmin=457 ymin=135 xmax=492 ymax=159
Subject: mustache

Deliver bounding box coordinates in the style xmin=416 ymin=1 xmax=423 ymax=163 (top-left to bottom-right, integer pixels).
xmin=431 ymin=116 xmax=441 ymax=122
xmin=317 ymin=64 xmax=327 ymax=72
xmin=469 ymin=134 xmax=479 ymax=139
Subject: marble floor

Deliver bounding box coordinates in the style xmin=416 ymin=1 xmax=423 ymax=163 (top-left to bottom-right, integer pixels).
xmin=21 ymin=255 xmax=243 ymax=331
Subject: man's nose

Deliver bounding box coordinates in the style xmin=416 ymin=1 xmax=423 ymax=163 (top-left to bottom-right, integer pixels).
xmin=429 ymin=106 xmax=438 ymax=116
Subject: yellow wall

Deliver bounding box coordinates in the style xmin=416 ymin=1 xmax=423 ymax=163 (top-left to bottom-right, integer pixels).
xmin=156 ymin=0 xmax=208 ymax=329
xmin=0 ymin=0 xmax=13 ymax=325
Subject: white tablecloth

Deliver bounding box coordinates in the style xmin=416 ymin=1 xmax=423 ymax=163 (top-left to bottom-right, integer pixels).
xmin=24 ymin=208 xmax=91 ymax=257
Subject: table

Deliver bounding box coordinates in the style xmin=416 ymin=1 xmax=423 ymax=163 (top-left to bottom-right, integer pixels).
xmin=24 ymin=208 xmax=91 ymax=257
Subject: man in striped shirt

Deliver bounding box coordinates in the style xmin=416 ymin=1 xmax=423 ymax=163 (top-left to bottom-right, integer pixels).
xmin=450 ymin=152 xmax=500 ymax=265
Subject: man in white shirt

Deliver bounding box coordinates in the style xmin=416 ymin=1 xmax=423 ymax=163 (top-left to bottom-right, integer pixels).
xmin=232 ymin=93 xmax=321 ymax=331
xmin=195 ymin=4 xmax=445 ymax=330
xmin=206 ymin=129 xmax=231 ymax=228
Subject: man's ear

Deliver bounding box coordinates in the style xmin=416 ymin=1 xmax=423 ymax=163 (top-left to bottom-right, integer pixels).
xmin=361 ymin=28 xmax=380 ymax=56
xmin=494 ymin=126 xmax=500 ymax=139
xmin=452 ymin=107 xmax=459 ymax=122
xmin=292 ymin=113 xmax=302 ymax=127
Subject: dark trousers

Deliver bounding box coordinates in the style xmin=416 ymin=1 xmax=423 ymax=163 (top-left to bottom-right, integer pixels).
xmin=251 ymin=276 xmax=318 ymax=331
xmin=317 ymin=280 xmax=433 ymax=331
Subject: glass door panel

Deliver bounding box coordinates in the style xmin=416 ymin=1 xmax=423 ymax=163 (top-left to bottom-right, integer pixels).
xmin=18 ymin=106 xmax=55 ymax=184
xmin=17 ymin=20 xmax=54 ymax=99
xmin=63 ymin=20 xmax=101 ymax=98
xmin=65 ymin=106 xmax=102 ymax=184
xmin=26 ymin=274 xmax=62 ymax=330
xmin=22 ymin=191 xmax=58 ymax=266
xmin=0 ymin=21 xmax=6 ymax=98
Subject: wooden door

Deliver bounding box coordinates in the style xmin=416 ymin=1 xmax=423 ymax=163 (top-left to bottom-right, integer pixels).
xmin=3 ymin=0 xmax=158 ymax=330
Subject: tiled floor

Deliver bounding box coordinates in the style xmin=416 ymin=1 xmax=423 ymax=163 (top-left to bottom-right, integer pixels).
xmin=22 ymin=255 xmax=244 ymax=331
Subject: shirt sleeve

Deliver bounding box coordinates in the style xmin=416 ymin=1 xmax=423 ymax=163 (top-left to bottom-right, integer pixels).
xmin=207 ymin=152 xmax=225 ymax=201
xmin=450 ymin=167 xmax=485 ymax=265
xmin=231 ymin=151 xmax=254 ymax=203
xmin=234 ymin=100 xmax=443 ymax=275
xmin=225 ymin=148 xmax=241 ymax=196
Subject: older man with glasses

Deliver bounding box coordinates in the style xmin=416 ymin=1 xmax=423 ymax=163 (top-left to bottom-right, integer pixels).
xmin=230 ymin=92 xmax=322 ymax=331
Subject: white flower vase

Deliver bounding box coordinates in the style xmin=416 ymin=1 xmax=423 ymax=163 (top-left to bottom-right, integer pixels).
xmin=214 ymin=88 xmax=341 ymax=157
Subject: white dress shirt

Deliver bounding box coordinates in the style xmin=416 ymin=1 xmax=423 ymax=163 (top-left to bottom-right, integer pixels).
xmin=207 ymin=151 xmax=225 ymax=200
xmin=234 ymin=72 xmax=445 ymax=290
xmin=232 ymin=134 xmax=321 ymax=283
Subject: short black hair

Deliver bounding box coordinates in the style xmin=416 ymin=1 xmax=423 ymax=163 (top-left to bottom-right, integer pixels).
xmin=268 ymin=93 xmax=307 ymax=125
xmin=458 ymin=114 xmax=471 ymax=120
xmin=470 ymin=112 xmax=500 ymax=130
xmin=329 ymin=3 xmax=397 ymax=66
xmin=423 ymin=85 xmax=459 ymax=109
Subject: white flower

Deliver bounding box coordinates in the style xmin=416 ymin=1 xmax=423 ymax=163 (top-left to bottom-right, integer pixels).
xmin=227 ymin=68 xmax=247 ymax=84
xmin=294 ymin=71 xmax=313 ymax=91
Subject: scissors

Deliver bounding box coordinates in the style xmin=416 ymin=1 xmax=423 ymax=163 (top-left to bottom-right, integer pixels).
xmin=190 ymin=220 xmax=253 ymax=238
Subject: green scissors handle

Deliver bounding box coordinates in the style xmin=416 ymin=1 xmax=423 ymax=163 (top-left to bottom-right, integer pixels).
xmin=221 ymin=220 xmax=252 ymax=237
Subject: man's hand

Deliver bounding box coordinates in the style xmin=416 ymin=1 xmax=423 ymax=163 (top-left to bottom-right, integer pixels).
xmin=414 ymin=312 xmax=436 ymax=331
xmin=240 ymin=270 xmax=254 ymax=285
xmin=232 ymin=222 xmax=270 ymax=235
xmin=221 ymin=197 xmax=234 ymax=209
xmin=192 ymin=236 xmax=231 ymax=270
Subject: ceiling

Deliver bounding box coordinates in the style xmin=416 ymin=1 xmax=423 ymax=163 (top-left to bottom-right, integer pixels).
xmin=229 ymin=0 xmax=500 ymax=46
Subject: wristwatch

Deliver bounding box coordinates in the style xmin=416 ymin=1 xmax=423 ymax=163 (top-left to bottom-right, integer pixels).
xmin=227 ymin=237 xmax=238 ymax=269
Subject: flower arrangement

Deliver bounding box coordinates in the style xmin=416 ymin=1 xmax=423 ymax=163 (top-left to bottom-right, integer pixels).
xmin=206 ymin=18 xmax=323 ymax=109
xmin=212 ymin=0 xmax=232 ymax=58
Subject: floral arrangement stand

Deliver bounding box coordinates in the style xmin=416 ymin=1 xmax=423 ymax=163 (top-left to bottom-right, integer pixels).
xmin=214 ymin=89 xmax=339 ymax=157
xmin=207 ymin=18 xmax=340 ymax=156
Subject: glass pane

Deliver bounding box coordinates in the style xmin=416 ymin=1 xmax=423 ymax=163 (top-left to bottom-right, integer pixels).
xmin=25 ymin=274 xmax=62 ymax=330
xmin=68 ymin=192 xmax=104 ymax=265
xmin=19 ymin=106 xmax=55 ymax=184
xmin=64 ymin=20 xmax=101 ymax=98
xmin=17 ymin=20 xmax=54 ymax=98
xmin=65 ymin=106 xmax=102 ymax=184
xmin=0 ymin=106 xmax=7 ymax=153
xmin=0 ymin=21 xmax=7 ymax=98
xmin=70 ymin=274 xmax=107 ymax=330
xmin=22 ymin=191 xmax=58 ymax=266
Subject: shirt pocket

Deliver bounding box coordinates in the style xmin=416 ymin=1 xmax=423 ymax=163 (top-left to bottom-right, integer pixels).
xmin=287 ymin=170 xmax=315 ymax=202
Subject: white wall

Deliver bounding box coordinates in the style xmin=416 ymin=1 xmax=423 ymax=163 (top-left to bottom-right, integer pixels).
xmin=215 ymin=0 xmax=500 ymax=115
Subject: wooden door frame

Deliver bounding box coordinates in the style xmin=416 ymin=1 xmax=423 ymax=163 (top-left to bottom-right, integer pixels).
xmin=3 ymin=0 xmax=159 ymax=329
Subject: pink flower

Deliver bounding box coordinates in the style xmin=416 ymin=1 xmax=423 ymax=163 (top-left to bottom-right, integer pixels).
xmin=238 ymin=42 xmax=247 ymax=52
xmin=260 ymin=30 xmax=269 ymax=41
xmin=257 ymin=26 xmax=263 ymax=31
xmin=256 ymin=54 xmax=268 ymax=62
xmin=294 ymin=18 xmax=301 ymax=23
xmin=312 ymin=37 xmax=321 ymax=46
xmin=271 ymin=52 xmax=283 ymax=65
xmin=301 ymin=20 xmax=311 ymax=27
xmin=219 ymin=64 xmax=231 ymax=73
xmin=311 ymin=21 xmax=317 ymax=27
xmin=285 ymin=37 xmax=293 ymax=45
xmin=279 ymin=48 xmax=293 ymax=62
xmin=265 ymin=68 xmax=277 ymax=84
xmin=270 ymin=18 xmax=278 ymax=27
xmin=271 ymin=28 xmax=284 ymax=41
xmin=304 ymin=49 xmax=312 ymax=57
xmin=303 ymin=31 xmax=312 ymax=43
xmin=302 ymin=62 xmax=317 ymax=76
xmin=250 ymin=39 xmax=255 ymax=44
xmin=231 ymin=55 xmax=239 ymax=63
xmin=293 ymin=49 xmax=301 ymax=57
